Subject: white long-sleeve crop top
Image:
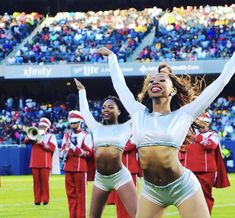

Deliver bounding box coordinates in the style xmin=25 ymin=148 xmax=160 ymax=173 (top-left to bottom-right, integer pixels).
xmin=108 ymin=53 xmax=235 ymax=149
xmin=79 ymin=89 xmax=131 ymax=150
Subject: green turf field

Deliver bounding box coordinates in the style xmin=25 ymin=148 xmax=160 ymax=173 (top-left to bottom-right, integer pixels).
xmin=0 ymin=174 xmax=234 ymax=218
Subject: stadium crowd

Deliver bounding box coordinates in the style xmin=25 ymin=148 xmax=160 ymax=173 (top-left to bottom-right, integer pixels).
xmin=2 ymin=5 xmax=235 ymax=64
xmin=137 ymin=5 xmax=235 ymax=61
xmin=0 ymin=5 xmax=235 ymax=144
xmin=0 ymin=12 xmax=42 ymax=63
xmin=7 ymin=8 xmax=154 ymax=64
xmin=209 ymin=96 xmax=235 ymax=139
xmin=0 ymin=95 xmax=234 ymax=146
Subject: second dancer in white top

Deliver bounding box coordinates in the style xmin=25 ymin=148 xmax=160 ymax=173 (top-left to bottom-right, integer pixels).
xmin=75 ymin=79 xmax=137 ymax=218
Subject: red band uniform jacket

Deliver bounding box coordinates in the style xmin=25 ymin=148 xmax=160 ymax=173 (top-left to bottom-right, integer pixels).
xmin=60 ymin=130 xmax=93 ymax=172
xmin=179 ymin=130 xmax=230 ymax=214
xmin=25 ymin=133 xmax=57 ymax=169
xmin=179 ymin=130 xmax=230 ymax=187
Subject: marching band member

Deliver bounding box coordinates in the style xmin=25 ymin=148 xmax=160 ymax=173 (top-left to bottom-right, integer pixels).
xmin=179 ymin=112 xmax=230 ymax=214
xmin=24 ymin=117 xmax=59 ymax=206
xmin=60 ymin=110 xmax=93 ymax=218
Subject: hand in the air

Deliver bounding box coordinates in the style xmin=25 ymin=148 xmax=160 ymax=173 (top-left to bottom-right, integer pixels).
xmin=74 ymin=78 xmax=85 ymax=91
xmin=96 ymin=47 xmax=113 ymax=56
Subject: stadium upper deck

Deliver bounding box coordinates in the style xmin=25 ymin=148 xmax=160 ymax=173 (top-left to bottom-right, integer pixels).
xmin=0 ymin=12 xmax=42 ymax=63
xmin=0 ymin=5 xmax=234 ymax=67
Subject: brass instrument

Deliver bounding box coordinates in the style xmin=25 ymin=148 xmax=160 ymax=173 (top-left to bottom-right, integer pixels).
xmin=27 ymin=127 xmax=39 ymax=141
xmin=23 ymin=126 xmax=45 ymax=141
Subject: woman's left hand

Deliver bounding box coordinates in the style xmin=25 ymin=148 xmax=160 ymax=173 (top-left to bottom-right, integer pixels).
xmin=96 ymin=47 xmax=113 ymax=56
xmin=74 ymin=78 xmax=85 ymax=90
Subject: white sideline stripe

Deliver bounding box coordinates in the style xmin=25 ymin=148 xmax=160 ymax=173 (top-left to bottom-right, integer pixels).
xmin=0 ymin=199 xmax=65 ymax=208
xmin=164 ymin=203 xmax=235 ymax=216
xmin=213 ymin=203 xmax=235 ymax=208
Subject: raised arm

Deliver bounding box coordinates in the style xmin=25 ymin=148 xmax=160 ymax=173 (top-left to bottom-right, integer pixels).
xmin=97 ymin=47 xmax=145 ymax=115
xmin=74 ymin=79 xmax=99 ymax=132
xmin=181 ymin=52 xmax=235 ymax=119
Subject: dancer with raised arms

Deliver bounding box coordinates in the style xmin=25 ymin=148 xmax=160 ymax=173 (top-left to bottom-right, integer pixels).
xmin=97 ymin=47 xmax=235 ymax=218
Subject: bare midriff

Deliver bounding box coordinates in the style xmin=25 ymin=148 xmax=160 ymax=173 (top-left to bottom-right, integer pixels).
xmin=138 ymin=145 xmax=183 ymax=186
xmin=95 ymin=146 xmax=123 ymax=175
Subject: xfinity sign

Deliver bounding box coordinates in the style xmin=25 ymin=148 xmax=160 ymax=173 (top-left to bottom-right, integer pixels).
xmin=23 ymin=67 xmax=52 ymax=78
xmin=4 ymin=64 xmax=71 ymax=79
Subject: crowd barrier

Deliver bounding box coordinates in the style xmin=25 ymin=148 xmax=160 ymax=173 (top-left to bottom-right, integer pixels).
xmin=0 ymin=144 xmax=31 ymax=175
xmin=0 ymin=141 xmax=234 ymax=175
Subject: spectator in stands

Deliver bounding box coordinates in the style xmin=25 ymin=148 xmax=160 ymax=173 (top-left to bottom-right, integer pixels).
xmin=60 ymin=110 xmax=93 ymax=218
xmin=98 ymin=46 xmax=235 ymax=218
xmin=75 ymin=79 xmax=137 ymax=218
xmin=221 ymin=145 xmax=234 ymax=172
xmin=179 ymin=112 xmax=230 ymax=214
xmin=24 ymin=117 xmax=60 ymax=206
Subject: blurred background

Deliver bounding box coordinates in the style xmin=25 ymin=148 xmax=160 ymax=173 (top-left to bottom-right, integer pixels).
xmin=0 ymin=0 xmax=234 ymax=202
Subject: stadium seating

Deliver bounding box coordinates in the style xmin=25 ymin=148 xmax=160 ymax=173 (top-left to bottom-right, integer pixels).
xmin=2 ymin=5 xmax=235 ymax=64
xmin=0 ymin=12 xmax=42 ymax=63
xmin=0 ymin=6 xmax=234 ymax=144
xmin=7 ymin=9 xmax=154 ymax=64
xmin=0 ymin=96 xmax=234 ymax=146
xmin=137 ymin=5 xmax=235 ymax=61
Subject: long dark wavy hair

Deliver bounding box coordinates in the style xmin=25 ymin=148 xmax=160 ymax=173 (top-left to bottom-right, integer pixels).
xmin=137 ymin=63 xmax=207 ymax=143
xmin=101 ymin=96 xmax=130 ymax=124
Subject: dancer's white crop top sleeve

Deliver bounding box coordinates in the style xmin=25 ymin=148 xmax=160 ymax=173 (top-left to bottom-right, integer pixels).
xmin=181 ymin=53 xmax=235 ymax=119
xmin=79 ymin=89 xmax=99 ymax=132
xmin=108 ymin=53 xmax=145 ymax=115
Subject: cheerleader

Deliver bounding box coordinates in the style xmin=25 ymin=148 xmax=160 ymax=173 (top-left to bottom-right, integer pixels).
xmin=97 ymin=47 xmax=235 ymax=218
xmin=74 ymin=79 xmax=137 ymax=218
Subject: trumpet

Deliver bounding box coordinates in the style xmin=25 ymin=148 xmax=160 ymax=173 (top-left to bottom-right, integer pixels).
xmin=23 ymin=126 xmax=45 ymax=141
